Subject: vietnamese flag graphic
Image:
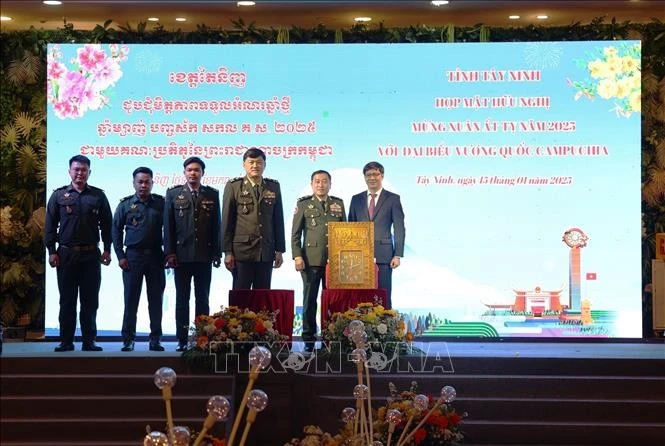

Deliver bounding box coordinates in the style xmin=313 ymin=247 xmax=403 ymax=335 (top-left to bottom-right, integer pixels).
xmin=586 ymin=272 xmax=597 ymax=280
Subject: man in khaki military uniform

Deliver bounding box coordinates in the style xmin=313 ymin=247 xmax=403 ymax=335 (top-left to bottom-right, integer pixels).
xmin=291 ymin=170 xmax=346 ymax=352
xmin=222 ymin=148 xmax=285 ymax=289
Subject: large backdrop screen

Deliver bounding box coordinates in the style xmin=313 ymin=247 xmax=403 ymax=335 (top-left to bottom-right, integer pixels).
xmin=46 ymin=42 xmax=642 ymax=338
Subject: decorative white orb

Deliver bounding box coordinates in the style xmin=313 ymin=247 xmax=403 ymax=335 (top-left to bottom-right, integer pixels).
xmin=143 ymin=431 xmax=168 ymax=445
xmin=386 ymin=408 xmax=403 ymax=424
xmin=440 ymin=385 xmax=457 ymax=403
xmin=350 ymin=348 xmax=367 ymax=363
xmin=341 ymin=407 xmax=356 ymax=423
xmin=207 ymin=395 xmax=231 ymax=420
xmin=247 ymin=389 xmax=269 ymax=412
xmin=353 ymin=384 xmax=369 ymax=400
xmin=249 ymin=345 xmax=272 ymax=368
xmin=172 ymin=426 xmax=191 ymax=446
xmin=413 ymin=394 xmax=429 ymax=411
xmin=153 ymin=367 xmax=177 ymax=389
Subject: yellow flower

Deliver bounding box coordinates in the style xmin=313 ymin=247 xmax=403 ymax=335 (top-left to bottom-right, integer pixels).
xmin=228 ymin=318 xmax=240 ymax=327
xmin=620 ymin=56 xmax=639 ymax=75
xmin=588 ymin=59 xmax=610 ymax=79
xmin=603 ymin=46 xmax=618 ymax=57
xmin=629 ymin=90 xmax=641 ymax=112
xmin=240 ymin=311 xmax=257 ymax=319
xmin=597 ymin=78 xmax=618 ymax=99
xmin=263 ymin=320 xmax=273 ymax=330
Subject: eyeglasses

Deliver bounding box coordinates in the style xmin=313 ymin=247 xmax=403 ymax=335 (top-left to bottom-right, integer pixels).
xmin=364 ymin=172 xmax=382 ymax=178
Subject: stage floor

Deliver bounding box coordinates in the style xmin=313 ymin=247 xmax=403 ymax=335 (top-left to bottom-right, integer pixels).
xmin=2 ymin=339 xmax=663 ymax=359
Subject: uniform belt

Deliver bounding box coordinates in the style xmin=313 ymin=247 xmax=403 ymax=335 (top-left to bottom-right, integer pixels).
xmin=127 ymin=247 xmax=162 ymax=254
xmin=62 ymin=245 xmax=98 ymax=252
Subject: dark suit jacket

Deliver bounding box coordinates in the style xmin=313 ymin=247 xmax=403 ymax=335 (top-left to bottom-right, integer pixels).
xmin=164 ymin=185 xmax=221 ymax=263
xmin=222 ymin=176 xmax=286 ymax=262
xmin=348 ymin=189 xmax=405 ymax=264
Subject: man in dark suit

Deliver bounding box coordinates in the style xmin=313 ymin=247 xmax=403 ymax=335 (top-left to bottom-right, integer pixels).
xmin=291 ymin=170 xmax=346 ymax=352
xmin=112 ymin=166 xmax=165 ymax=352
xmin=45 ymin=155 xmax=113 ymax=352
xmin=348 ymin=161 xmax=405 ymax=308
xmin=164 ymin=156 xmax=222 ymax=351
xmin=222 ymin=147 xmax=285 ymax=289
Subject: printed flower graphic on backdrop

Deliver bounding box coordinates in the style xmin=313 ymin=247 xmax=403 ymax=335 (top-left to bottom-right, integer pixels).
xmin=47 ymin=44 xmax=129 ymax=119
xmin=567 ymin=43 xmax=641 ymax=118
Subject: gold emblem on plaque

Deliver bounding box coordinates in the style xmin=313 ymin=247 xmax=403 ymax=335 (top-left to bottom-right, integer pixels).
xmin=327 ymin=222 xmax=375 ymax=289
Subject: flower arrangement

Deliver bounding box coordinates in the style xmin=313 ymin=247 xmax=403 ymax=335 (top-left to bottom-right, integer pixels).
xmin=373 ymin=381 xmax=466 ymax=446
xmin=568 ymin=42 xmax=641 ymax=118
xmin=47 ymin=43 xmax=129 ymax=119
xmin=187 ymin=306 xmax=288 ymax=355
xmin=321 ymin=302 xmax=412 ymax=354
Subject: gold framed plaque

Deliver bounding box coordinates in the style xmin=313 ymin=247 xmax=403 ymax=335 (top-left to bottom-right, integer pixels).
xmin=328 ymin=222 xmax=375 ymax=289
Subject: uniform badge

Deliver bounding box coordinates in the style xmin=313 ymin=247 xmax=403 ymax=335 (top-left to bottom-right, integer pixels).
xmin=64 ymin=193 xmax=70 ymax=198
xmin=179 ymin=209 xmax=184 ymax=217
xmin=66 ymin=205 xmax=72 ymax=214
xmin=177 ymin=194 xmax=184 ymax=200
xmin=130 ymin=204 xmax=137 ymax=210
xmin=132 ymin=218 xmax=138 ymax=226
xmin=242 ymin=205 xmax=248 ymax=214
xmin=308 ymin=204 xmax=314 ymax=209
xmin=311 ymin=219 xmax=317 ymax=226
xmin=242 ymin=190 xmax=249 ymax=196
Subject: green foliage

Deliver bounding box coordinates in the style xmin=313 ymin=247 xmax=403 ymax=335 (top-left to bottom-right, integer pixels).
xmin=0 ymin=16 xmax=663 ymax=330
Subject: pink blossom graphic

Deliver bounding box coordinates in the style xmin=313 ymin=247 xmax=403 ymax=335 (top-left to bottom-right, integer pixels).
xmin=47 ymin=44 xmax=129 ymax=120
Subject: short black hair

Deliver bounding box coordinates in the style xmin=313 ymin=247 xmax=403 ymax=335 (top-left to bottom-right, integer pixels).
xmin=132 ymin=166 xmax=153 ymax=178
xmin=243 ymin=147 xmax=266 ymax=162
xmin=69 ymin=155 xmax=91 ymax=167
xmin=363 ymin=161 xmax=384 ymax=175
xmin=183 ymin=156 xmax=205 ymax=172
xmin=310 ymin=170 xmax=331 ymax=181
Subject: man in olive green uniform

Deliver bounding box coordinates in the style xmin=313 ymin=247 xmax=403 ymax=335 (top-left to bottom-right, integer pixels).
xmin=164 ymin=156 xmax=221 ymax=351
xmin=291 ymin=170 xmax=346 ymax=352
xmin=222 ymin=147 xmax=285 ymax=289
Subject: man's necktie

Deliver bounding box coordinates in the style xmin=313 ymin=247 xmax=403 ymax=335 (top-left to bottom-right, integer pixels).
xmin=191 ymin=190 xmax=198 ymax=203
xmin=369 ymin=193 xmax=376 ymax=219
xmin=253 ymin=184 xmax=260 ymax=201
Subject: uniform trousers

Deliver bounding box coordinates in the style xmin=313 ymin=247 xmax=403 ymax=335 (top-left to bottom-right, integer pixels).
xmin=56 ymin=246 xmax=101 ymax=343
xmin=174 ymin=262 xmax=211 ymax=343
xmin=300 ymin=265 xmax=326 ymax=342
xmin=234 ymin=261 xmax=273 ymax=290
xmin=377 ymin=263 xmax=393 ymax=309
xmin=121 ymin=248 xmax=165 ymax=342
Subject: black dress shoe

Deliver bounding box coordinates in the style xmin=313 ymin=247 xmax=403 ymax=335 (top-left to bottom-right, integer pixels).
xmin=121 ymin=340 xmax=135 ymax=352
xmin=82 ymin=342 xmax=103 ymax=352
xmin=149 ymin=341 xmax=165 ymax=352
xmin=303 ymin=342 xmax=315 ymax=353
xmin=175 ymin=342 xmax=187 ymax=352
xmin=54 ymin=342 xmax=74 ymax=352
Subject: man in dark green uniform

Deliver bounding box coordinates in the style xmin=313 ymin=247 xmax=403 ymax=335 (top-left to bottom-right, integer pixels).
xmin=164 ymin=156 xmax=221 ymax=351
xmin=291 ymin=170 xmax=346 ymax=352
xmin=222 ymin=147 xmax=285 ymax=289
xmin=45 ymin=155 xmax=113 ymax=352
xmin=112 ymin=167 xmax=165 ymax=352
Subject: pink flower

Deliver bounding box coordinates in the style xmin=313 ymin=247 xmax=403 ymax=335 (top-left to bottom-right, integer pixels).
xmin=90 ymin=58 xmax=122 ymax=90
xmin=47 ymin=60 xmax=67 ymax=80
xmin=77 ymin=44 xmax=107 ymax=72
xmin=53 ymin=100 xmax=79 ymax=119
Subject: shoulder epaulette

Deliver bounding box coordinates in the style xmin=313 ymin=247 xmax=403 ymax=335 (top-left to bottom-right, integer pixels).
xmin=119 ymin=195 xmax=133 ymax=203
xmin=151 ymin=193 xmax=165 ymax=200
xmin=330 ymin=195 xmax=343 ymax=201
xmin=229 ymin=177 xmax=243 ymax=183
xmin=297 ymin=195 xmax=313 ymax=202
xmin=202 ymin=185 xmax=218 ymax=192
xmin=264 ymin=177 xmax=279 ymax=183
xmin=167 ymin=184 xmax=183 ymax=191
xmin=54 ymin=185 xmax=68 ymax=192
xmin=88 ymin=185 xmax=104 ymax=192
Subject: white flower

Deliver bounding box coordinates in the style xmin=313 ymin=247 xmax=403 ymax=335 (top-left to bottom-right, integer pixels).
xmin=377 ymin=323 xmax=388 ymax=335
